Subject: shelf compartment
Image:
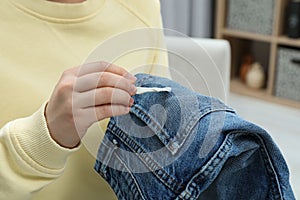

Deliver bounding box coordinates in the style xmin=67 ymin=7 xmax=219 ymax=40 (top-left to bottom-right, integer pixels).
xmin=225 ymin=37 xmax=270 ymax=88
xmin=230 ymin=78 xmax=268 ymax=97
xmin=231 ymin=78 xmax=300 ymax=108
xmin=226 ymin=0 xmax=275 ymax=35
xmin=274 ymin=46 xmax=300 ymax=102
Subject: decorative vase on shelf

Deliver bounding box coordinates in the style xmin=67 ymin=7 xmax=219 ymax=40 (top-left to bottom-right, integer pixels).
xmin=245 ymin=62 xmax=265 ymax=89
xmin=239 ymin=54 xmax=254 ymax=83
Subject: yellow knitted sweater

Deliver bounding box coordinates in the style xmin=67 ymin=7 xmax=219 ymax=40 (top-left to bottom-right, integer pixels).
xmin=0 ymin=0 xmax=169 ymax=199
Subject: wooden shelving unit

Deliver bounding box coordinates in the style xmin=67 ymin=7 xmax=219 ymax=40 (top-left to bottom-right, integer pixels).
xmin=215 ymin=0 xmax=300 ymax=109
xmin=222 ymin=29 xmax=274 ymax=43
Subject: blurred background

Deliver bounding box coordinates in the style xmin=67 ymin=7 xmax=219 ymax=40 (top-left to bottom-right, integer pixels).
xmin=160 ymin=0 xmax=214 ymax=38
xmin=160 ymin=0 xmax=300 ymax=198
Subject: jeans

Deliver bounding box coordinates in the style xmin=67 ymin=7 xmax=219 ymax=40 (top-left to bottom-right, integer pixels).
xmin=94 ymin=74 xmax=295 ymax=200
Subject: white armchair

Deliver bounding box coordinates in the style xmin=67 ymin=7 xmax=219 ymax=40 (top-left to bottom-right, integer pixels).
xmin=165 ymin=36 xmax=231 ymax=103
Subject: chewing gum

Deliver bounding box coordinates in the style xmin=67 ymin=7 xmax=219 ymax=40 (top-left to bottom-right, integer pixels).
xmin=136 ymin=87 xmax=172 ymax=94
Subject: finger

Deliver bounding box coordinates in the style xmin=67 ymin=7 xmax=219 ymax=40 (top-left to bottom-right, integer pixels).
xmin=83 ymin=105 xmax=130 ymax=123
xmin=74 ymin=72 xmax=136 ymax=94
xmin=77 ymin=61 xmax=136 ymax=81
xmin=74 ymin=87 xmax=134 ymax=108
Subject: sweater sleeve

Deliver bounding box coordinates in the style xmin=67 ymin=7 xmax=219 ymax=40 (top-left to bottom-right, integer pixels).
xmin=0 ymin=103 xmax=79 ymax=200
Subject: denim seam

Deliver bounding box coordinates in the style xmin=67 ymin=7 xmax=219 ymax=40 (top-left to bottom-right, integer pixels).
xmin=178 ymin=134 xmax=233 ymax=200
xmin=108 ymin=123 xmax=184 ymax=194
xmin=135 ymin=75 xmax=152 ymax=86
xmin=131 ymin=104 xmax=172 ymax=144
xmin=247 ymin=133 xmax=283 ymax=200
xmin=178 ymin=131 xmax=283 ymax=200
xmin=231 ymin=131 xmax=283 ymax=200
xmin=131 ymin=104 xmax=234 ymax=155
xmin=173 ymin=108 xmax=234 ymax=154
xmin=109 ymin=124 xmax=183 ymax=193
xmin=109 ymin=176 xmax=124 ymax=200
xmin=114 ymin=153 xmax=147 ymax=200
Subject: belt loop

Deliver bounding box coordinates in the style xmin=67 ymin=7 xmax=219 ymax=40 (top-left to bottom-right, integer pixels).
xmin=96 ymin=137 xmax=119 ymax=179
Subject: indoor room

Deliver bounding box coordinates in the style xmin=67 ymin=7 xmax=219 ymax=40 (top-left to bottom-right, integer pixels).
xmin=0 ymin=0 xmax=299 ymax=199
xmin=160 ymin=0 xmax=299 ymax=198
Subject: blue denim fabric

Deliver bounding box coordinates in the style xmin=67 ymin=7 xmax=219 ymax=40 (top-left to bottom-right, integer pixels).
xmin=94 ymin=74 xmax=295 ymax=200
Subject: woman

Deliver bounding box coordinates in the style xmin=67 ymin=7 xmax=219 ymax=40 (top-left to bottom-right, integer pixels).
xmin=0 ymin=0 xmax=169 ymax=199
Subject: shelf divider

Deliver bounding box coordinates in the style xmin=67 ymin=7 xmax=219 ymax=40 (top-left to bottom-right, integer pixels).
xmin=231 ymin=78 xmax=300 ymax=108
xmin=267 ymin=42 xmax=278 ymax=95
xmin=277 ymin=36 xmax=300 ymax=47
xmin=223 ymin=29 xmax=274 ymax=43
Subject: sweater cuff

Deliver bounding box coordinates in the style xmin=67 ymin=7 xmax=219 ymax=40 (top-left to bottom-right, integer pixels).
xmin=9 ymin=103 xmax=80 ymax=172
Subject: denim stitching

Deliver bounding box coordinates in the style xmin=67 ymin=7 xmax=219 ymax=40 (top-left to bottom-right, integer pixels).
xmin=246 ymin=133 xmax=283 ymax=200
xmin=108 ymin=122 xmax=184 ymax=194
xmin=97 ymin=140 xmax=118 ymax=178
xmin=173 ymin=108 xmax=234 ymax=153
xmin=178 ymin=131 xmax=283 ymax=199
xmin=131 ymin=104 xmax=234 ymax=155
xmin=109 ymin=124 xmax=183 ymax=193
xmin=177 ymin=134 xmax=233 ymax=200
xmin=135 ymin=75 xmax=153 ymax=86
xmin=95 ymin=74 xmax=293 ymax=199
xmin=98 ymin=147 xmax=144 ymax=200
xmin=231 ymin=131 xmax=283 ymax=200
xmin=114 ymin=153 xmax=147 ymax=200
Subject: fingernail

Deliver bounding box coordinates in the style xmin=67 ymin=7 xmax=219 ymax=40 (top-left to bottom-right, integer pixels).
xmin=129 ymin=98 xmax=134 ymax=106
xmin=131 ymin=85 xmax=137 ymax=95
xmin=125 ymin=73 xmax=137 ymax=82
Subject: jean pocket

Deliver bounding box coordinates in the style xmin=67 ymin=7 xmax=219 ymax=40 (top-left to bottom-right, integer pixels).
xmin=122 ymin=95 xmax=235 ymax=155
xmin=95 ymin=134 xmax=148 ymax=200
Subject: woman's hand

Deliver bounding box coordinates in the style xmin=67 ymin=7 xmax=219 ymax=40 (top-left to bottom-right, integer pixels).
xmin=45 ymin=61 xmax=137 ymax=148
